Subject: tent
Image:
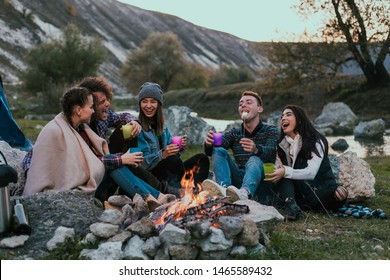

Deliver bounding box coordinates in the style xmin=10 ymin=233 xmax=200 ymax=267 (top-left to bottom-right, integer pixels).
xmin=0 ymin=75 xmax=33 ymax=151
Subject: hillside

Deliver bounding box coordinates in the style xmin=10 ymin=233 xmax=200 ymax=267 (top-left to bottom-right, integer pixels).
xmin=0 ymin=0 xmax=268 ymax=94
xmin=163 ymin=76 xmax=390 ymax=127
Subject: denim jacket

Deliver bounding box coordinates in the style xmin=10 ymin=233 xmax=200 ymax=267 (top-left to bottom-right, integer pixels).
xmin=137 ymin=125 xmax=172 ymax=170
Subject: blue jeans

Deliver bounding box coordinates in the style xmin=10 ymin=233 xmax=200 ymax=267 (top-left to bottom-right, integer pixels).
xmin=212 ymin=147 xmax=264 ymax=197
xmin=98 ymin=166 xmax=160 ymax=200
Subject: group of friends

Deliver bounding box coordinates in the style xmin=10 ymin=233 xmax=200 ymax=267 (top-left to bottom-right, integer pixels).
xmin=22 ymin=76 xmax=348 ymax=220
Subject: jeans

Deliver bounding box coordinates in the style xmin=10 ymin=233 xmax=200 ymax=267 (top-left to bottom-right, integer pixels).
xmin=212 ymin=147 xmax=264 ymax=197
xmin=97 ymin=166 xmax=160 ymax=200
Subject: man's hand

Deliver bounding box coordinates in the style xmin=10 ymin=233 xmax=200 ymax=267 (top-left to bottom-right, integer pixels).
xmin=239 ymin=138 xmax=256 ymax=153
xmin=205 ymin=130 xmax=214 ymax=147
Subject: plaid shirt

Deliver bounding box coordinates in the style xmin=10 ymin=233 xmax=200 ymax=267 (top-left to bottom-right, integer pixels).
xmin=89 ymin=109 xmax=137 ymax=170
xmin=90 ymin=109 xmax=136 ymax=139
xmin=98 ymin=154 xmax=123 ymax=170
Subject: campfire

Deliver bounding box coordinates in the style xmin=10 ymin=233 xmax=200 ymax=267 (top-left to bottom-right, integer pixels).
xmin=149 ymin=167 xmax=249 ymax=232
xmin=81 ymin=166 xmax=281 ymax=260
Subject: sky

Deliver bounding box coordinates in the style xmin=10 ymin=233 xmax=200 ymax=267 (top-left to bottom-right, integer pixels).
xmin=117 ymin=0 xmax=325 ymax=42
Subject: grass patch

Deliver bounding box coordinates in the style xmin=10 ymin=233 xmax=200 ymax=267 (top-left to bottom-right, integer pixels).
xmin=40 ymin=236 xmax=99 ymax=260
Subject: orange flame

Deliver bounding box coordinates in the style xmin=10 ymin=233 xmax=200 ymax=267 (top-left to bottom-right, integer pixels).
xmin=154 ymin=167 xmax=209 ymax=226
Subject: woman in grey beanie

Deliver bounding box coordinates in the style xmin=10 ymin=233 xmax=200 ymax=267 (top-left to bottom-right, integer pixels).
xmin=136 ymin=82 xmax=210 ymax=191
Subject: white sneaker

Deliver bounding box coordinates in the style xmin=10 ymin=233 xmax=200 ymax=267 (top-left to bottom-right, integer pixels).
xmin=226 ymin=186 xmax=249 ymax=202
xmin=202 ymin=179 xmax=226 ymax=197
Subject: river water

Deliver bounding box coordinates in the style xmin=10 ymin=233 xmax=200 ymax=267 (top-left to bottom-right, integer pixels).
xmin=201 ymin=117 xmax=390 ymax=159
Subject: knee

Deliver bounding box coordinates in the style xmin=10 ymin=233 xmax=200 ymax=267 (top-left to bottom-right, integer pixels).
xmin=212 ymin=147 xmax=229 ymax=157
xmin=165 ymin=155 xmax=183 ymax=166
xmin=246 ymin=156 xmax=263 ymax=169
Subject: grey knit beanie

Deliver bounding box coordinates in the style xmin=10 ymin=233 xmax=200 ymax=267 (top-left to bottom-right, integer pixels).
xmin=138 ymin=82 xmax=163 ymax=104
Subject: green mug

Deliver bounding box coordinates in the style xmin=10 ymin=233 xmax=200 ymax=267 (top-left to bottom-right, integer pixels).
xmin=122 ymin=124 xmax=132 ymax=139
xmin=263 ymin=163 xmax=274 ymax=178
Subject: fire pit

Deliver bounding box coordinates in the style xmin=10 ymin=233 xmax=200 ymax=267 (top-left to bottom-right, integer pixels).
xmin=80 ymin=167 xmax=284 ymax=260
xmin=150 ymin=168 xmax=249 ymax=232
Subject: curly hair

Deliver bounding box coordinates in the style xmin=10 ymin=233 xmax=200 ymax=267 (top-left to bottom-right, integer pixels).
xmin=77 ymin=76 xmax=113 ymax=101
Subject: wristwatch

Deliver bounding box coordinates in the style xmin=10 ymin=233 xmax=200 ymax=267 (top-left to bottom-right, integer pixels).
xmin=253 ymin=146 xmax=258 ymax=154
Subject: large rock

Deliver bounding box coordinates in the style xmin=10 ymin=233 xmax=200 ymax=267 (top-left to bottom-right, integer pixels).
xmin=0 ymin=141 xmax=27 ymax=196
xmin=329 ymin=152 xmax=375 ymax=201
xmin=354 ymin=119 xmax=385 ymax=140
xmin=164 ymin=106 xmax=213 ymax=145
xmin=0 ymin=191 xmax=103 ymax=258
xmin=314 ymin=102 xmax=358 ymax=135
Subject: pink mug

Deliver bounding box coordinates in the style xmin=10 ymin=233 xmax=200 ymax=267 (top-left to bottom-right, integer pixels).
xmin=171 ymin=136 xmax=183 ymax=149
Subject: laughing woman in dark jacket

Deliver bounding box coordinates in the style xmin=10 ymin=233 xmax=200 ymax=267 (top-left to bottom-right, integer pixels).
xmin=265 ymin=105 xmax=348 ymax=220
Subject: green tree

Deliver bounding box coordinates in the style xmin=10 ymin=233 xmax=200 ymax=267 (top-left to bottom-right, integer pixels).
xmin=21 ymin=24 xmax=105 ymax=112
xmin=210 ymin=64 xmax=255 ymax=87
xmin=296 ymin=0 xmax=390 ymax=87
xmin=172 ymin=63 xmax=209 ymax=89
xmin=121 ymin=32 xmax=187 ymax=92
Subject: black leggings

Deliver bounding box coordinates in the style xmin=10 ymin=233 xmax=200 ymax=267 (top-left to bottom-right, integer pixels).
xmin=151 ymin=153 xmax=210 ymax=189
xmin=269 ymin=178 xmax=343 ymax=211
xmin=108 ymin=125 xmax=138 ymax=154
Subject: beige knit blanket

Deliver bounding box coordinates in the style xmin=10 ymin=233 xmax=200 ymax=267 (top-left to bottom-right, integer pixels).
xmin=23 ymin=113 xmax=108 ymax=196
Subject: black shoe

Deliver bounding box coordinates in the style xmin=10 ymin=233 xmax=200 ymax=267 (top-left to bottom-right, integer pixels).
xmin=281 ymin=198 xmax=305 ymax=221
xmin=161 ymin=181 xmax=182 ymax=197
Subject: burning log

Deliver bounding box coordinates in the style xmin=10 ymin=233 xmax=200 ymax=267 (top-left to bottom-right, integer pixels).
xmin=150 ymin=165 xmax=251 ymax=233
xmin=170 ymin=203 xmax=249 ymax=230
xmin=184 ymin=196 xmax=231 ymax=216
xmin=150 ymin=196 xmax=249 ymax=232
xmin=150 ymin=196 xmax=230 ymax=222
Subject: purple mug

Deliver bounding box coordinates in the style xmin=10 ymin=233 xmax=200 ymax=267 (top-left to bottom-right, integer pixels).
xmin=213 ymin=132 xmax=223 ymax=147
